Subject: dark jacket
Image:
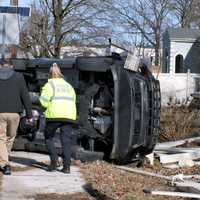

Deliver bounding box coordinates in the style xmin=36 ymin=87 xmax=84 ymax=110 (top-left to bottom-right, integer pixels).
xmin=0 ymin=67 xmax=32 ymax=118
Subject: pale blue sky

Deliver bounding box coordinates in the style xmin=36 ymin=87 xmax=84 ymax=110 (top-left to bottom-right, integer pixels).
xmin=0 ymin=0 xmax=32 ymax=6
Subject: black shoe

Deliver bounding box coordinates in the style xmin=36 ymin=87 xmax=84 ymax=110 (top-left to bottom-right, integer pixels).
xmin=48 ymin=161 xmax=58 ymax=172
xmin=61 ymin=166 xmax=70 ymax=174
xmin=2 ymin=165 xmax=11 ymax=175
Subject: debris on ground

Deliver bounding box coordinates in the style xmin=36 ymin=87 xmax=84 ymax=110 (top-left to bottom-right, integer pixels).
xmin=154 ymin=136 xmax=200 ymax=168
xmin=144 ymin=188 xmax=200 ymax=199
xmin=134 ymin=135 xmax=200 ymax=199
xmin=81 ymin=161 xmax=187 ymax=200
xmin=80 ymin=133 xmax=200 ymax=200
xmin=117 ymin=165 xmax=200 ymax=199
xmin=1 ymin=151 xmax=200 ymax=200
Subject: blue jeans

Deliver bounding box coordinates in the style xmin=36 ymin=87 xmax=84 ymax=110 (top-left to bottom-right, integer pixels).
xmin=44 ymin=121 xmax=72 ymax=167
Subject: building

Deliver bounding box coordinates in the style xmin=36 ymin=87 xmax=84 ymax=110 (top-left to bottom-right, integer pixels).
xmin=159 ymin=28 xmax=200 ymax=105
xmin=162 ymin=28 xmax=200 ymax=74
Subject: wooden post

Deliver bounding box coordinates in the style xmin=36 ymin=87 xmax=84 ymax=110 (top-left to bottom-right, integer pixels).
xmin=10 ymin=0 xmax=18 ymax=58
xmin=186 ymin=69 xmax=191 ymax=100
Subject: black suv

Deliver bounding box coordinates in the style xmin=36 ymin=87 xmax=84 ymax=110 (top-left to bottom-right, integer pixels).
xmin=13 ymin=54 xmax=161 ymax=163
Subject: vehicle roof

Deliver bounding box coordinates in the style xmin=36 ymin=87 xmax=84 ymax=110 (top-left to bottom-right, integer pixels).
xmin=11 ymin=55 xmax=124 ymax=72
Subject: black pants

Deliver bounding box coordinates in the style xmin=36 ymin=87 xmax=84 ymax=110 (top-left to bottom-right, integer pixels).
xmin=44 ymin=121 xmax=72 ymax=167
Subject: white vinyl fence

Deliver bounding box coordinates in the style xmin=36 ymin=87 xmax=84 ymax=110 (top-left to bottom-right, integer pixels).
xmin=156 ymin=71 xmax=200 ymax=106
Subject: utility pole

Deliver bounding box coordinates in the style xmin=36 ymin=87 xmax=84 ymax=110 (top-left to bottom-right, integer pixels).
xmin=2 ymin=14 xmax=6 ymax=59
xmin=10 ymin=0 xmax=18 ymax=58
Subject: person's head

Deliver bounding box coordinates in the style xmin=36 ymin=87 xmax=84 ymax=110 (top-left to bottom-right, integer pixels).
xmin=49 ymin=63 xmax=64 ymax=79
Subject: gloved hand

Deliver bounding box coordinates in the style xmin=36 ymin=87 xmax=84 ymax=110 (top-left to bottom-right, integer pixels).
xmin=26 ymin=117 xmax=33 ymax=124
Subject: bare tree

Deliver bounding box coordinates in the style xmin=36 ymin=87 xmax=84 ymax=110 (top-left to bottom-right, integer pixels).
xmin=102 ymin=0 xmax=172 ymax=65
xmin=20 ymin=2 xmax=51 ymax=57
xmin=188 ymin=0 xmax=200 ymax=28
xmin=171 ymin=0 xmax=196 ymax=28
xmin=21 ymin=0 xmax=111 ymax=58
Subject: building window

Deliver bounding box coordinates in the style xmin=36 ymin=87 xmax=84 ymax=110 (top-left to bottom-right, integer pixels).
xmin=175 ymin=54 xmax=184 ymax=73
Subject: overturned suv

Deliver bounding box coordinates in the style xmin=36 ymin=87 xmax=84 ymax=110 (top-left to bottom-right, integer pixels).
xmin=13 ymin=53 xmax=161 ymax=163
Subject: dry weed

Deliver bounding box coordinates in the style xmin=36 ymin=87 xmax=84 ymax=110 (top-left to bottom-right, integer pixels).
xmin=160 ymin=105 xmax=200 ymax=142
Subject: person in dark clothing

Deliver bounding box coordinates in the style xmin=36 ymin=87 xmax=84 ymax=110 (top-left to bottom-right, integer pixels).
xmin=0 ymin=58 xmax=32 ymax=175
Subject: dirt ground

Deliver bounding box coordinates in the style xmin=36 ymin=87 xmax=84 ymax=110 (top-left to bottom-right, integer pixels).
xmin=79 ymin=161 xmax=193 ymax=200
xmin=1 ymin=157 xmax=200 ymax=200
xmin=9 ymin=160 xmax=199 ymax=200
xmin=35 ymin=193 xmax=94 ymax=200
xmin=1 ymin=107 xmax=200 ymax=199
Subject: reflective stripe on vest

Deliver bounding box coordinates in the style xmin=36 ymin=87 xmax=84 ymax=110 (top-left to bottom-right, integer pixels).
xmin=52 ymin=96 xmax=74 ymax=101
xmin=40 ymin=96 xmax=49 ymax=102
xmin=49 ymin=80 xmax=55 ymax=97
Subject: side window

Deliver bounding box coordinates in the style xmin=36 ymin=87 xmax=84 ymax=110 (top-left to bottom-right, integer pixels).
xmin=175 ymin=54 xmax=184 ymax=73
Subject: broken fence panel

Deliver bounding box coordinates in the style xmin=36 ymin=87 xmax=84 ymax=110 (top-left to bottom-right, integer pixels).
xmin=174 ymin=181 xmax=200 ymax=194
xmin=163 ymin=162 xmax=195 ymax=169
xmin=116 ymin=166 xmax=172 ymax=181
xmin=117 ymin=166 xmax=200 ymax=196
xmin=144 ymin=188 xmax=200 ymax=199
xmin=155 ymin=136 xmax=200 ymax=150
xmin=117 ymin=166 xmax=200 ymax=185
xmin=158 ymin=151 xmax=200 ymax=164
xmin=155 ymin=147 xmax=200 ymax=154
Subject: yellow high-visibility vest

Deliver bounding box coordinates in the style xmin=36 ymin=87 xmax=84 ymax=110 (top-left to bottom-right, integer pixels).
xmin=39 ymin=78 xmax=76 ymax=120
